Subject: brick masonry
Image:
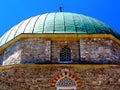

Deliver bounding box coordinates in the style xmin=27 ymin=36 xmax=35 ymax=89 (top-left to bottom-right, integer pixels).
xmin=0 ymin=65 xmax=120 ymax=90
xmin=0 ymin=38 xmax=120 ymax=65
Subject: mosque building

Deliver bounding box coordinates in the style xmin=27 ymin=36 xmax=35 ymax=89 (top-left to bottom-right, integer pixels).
xmin=0 ymin=11 xmax=120 ymax=90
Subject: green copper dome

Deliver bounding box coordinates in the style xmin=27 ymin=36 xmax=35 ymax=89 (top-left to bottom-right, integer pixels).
xmin=0 ymin=12 xmax=119 ymax=47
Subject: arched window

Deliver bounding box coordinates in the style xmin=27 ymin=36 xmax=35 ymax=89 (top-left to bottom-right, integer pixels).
xmin=56 ymin=77 xmax=76 ymax=90
xmin=60 ymin=47 xmax=71 ymax=62
xmin=51 ymin=72 xmax=81 ymax=89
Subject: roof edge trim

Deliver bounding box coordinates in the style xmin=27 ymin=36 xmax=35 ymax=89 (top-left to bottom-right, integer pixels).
xmin=0 ymin=34 xmax=120 ymax=55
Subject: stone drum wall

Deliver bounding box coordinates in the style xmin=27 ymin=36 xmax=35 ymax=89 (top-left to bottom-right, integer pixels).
xmin=21 ymin=38 xmax=51 ymax=64
xmin=1 ymin=38 xmax=120 ymax=65
xmin=80 ymin=38 xmax=120 ymax=64
xmin=3 ymin=40 xmax=22 ymax=65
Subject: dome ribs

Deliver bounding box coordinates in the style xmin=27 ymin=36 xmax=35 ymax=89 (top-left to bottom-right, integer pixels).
xmin=0 ymin=12 xmax=119 ymax=47
xmin=33 ymin=14 xmax=47 ymax=33
xmin=72 ymin=13 xmax=77 ymax=33
xmin=0 ymin=32 xmax=7 ymax=46
xmin=54 ymin=12 xmax=65 ymax=33
xmin=42 ymin=13 xmax=49 ymax=33
xmin=79 ymin=15 xmax=87 ymax=33
xmin=14 ymin=21 xmax=25 ymax=37
xmin=22 ymin=17 xmax=33 ymax=33
xmin=44 ymin=13 xmax=55 ymax=33
xmin=53 ymin=13 xmax=56 ymax=33
xmin=85 ymin=16 xmax=97 ymax=34
xmin=63 ymin=12 xmax=66 ymax=33
xmin=5 ymin=25 xmax=18 ymax=43
xmin=23 ymin=16 xmax=38 ymax=33
xmin=64 ymin=13 xmax=76 ymax=33
xmin=32 ymin=15 xmax=41 ymax=33
xmin=2 ymin=27 xmax=15 ymax=45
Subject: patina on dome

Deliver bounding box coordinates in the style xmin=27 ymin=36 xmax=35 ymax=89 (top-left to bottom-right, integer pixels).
xmin=0 ymin=12 xmax=119 ymax=47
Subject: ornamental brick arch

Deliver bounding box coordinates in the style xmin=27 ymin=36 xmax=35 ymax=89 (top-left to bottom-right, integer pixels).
xmin=51 ymin=72 xmax=81 ymax=87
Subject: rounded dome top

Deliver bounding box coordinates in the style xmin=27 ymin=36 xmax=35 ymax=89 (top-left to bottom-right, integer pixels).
xmin=0 ymin=12 xmax=119 ymax=46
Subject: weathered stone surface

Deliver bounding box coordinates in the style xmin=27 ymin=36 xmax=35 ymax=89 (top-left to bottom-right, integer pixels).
xmin=1 ymin=38 xmax=120 ymax=65
xmin=80 ymin=38 xmax=120 ymax=64
xmin=111 ymin=41 xmax=120 ymax=63
xmin=0 ymin=65 xmax=120 ymax=90
xmin=21 ymin=38 xmax=51 ymax=64
xmin=3 ymin=41 xmax=22 ymax=65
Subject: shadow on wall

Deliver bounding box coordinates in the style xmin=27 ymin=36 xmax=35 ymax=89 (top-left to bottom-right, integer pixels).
xmin=34 ymin=60 xmax=120 ymax=65
xmin=0 ymin=54 xmax=3 ymax=65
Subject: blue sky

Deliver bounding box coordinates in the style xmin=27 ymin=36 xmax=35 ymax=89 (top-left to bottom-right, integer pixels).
xmin=0 ymin=0 xmax=120 ymax=37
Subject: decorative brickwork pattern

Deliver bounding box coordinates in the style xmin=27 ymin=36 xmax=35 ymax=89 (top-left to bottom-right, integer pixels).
xmin=56 ymin=77 xmax=76 ymax=87
xmin=51 ymin=72 xmax=81 ymax=87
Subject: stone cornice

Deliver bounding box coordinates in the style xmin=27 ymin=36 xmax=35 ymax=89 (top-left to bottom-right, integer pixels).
xmin=0 ymin=64 xmax=120 ymax=71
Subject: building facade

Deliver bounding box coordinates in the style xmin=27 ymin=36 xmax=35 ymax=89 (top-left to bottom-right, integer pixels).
xmin=0 ymin=12 xmax=120 ymax=90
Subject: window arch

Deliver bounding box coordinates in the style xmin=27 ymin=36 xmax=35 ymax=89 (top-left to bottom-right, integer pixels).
xmin=60 ymin=47 xmax=71 ymax=62
xmin=51 ymin=72 xmax=81 ymax=89
xmin=57 ymin=77 xmax=76 ymax=87
xmin=56 ymin=77 xmax=76 ymax=90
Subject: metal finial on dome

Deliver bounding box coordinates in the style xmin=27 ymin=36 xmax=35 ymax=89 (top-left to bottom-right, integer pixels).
xmin=59 ymin=6 xmax=62 ymax=12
